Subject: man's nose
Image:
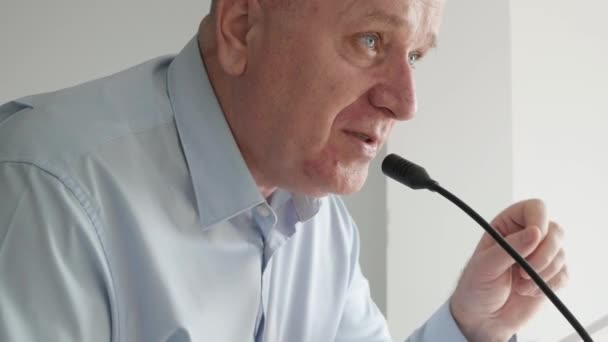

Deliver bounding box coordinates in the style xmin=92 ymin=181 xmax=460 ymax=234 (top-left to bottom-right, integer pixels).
xmin=368 ymin=56 xmax=417 ymax=121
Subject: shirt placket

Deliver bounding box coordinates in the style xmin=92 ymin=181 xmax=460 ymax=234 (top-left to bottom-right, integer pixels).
xmin=252 ymin=203 xmax=280 ymax=342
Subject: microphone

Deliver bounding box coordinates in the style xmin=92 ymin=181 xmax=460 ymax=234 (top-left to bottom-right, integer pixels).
xmin=382 ymin=153 xmax=593 ymax=342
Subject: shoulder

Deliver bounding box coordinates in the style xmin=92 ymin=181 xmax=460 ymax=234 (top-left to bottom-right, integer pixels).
xmin=0 ymin=55 xmax=176 ymax=168
xmin=0 ymin=160 xmax=118 ymax=342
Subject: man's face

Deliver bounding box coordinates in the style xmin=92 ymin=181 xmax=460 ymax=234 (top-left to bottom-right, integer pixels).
xmin=228 ymin=0 xmax=444 ymax=196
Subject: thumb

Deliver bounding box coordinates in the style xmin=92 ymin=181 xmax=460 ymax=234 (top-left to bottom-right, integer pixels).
xmin=476 ymin=226 xmax=542 ymax=280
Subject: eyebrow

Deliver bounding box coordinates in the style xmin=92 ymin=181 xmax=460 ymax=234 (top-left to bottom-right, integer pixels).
xmin=361 ymin=9 xmax=407 ymax=27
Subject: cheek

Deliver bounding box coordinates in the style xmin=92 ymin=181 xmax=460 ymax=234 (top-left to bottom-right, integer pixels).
xmin=284 ymin=83 xmax=347 ymax=152
xmin=300 ymin=77 xmax=366 ymax=142
xmin=302 ymin=144 xmax=340 ymax=178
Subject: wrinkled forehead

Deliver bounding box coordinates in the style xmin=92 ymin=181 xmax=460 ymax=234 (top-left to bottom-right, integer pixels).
xmin=337 ymin=0 xmax=442 ymax=15
xmin=263 ymin=0 xmax=444 ymax=46
xmin=336 ymin=0 xmax=444 ymax=29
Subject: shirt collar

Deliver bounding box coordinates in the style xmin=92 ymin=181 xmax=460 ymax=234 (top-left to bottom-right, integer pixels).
xmin=167 ymin=36 xmax=321 ymax=228
xmin=168 ymin=36 xmax=263 ymax=228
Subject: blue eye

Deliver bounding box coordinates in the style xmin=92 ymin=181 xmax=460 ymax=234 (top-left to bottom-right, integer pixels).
xmin=359 ymin=34 xmax=380 ymax=51
xmin=408 ymin=52 xmax=422 ymax=67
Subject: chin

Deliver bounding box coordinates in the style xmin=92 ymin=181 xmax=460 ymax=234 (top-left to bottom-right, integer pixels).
xmin=304 ymin=166 xmax=369 ymax=197
xmin=294 ymin=182 xmax=365 ymax=198
xmin=297 ymin=156 xmax=371 ymax=197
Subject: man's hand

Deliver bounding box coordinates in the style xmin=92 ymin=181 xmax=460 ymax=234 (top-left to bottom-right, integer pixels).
xmin=450 ymin=199 xmax=568 ymax=342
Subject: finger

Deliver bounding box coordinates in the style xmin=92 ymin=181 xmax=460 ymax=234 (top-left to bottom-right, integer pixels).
xmin=520 ymin=221 xmax=565 ymax=279
xmin=519 ymin=265 xmax=569 ymax=297
xmin=517 ymin=249 xmax=566 ymax=294
xmin=521 ymin=199 xmax=550 ymax=237
xmin=476 ymin=225 xmax=542 ymax=280
xmin=481 ymin=199 xmax=548 ymax=251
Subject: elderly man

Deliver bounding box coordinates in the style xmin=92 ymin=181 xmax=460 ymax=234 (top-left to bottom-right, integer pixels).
xmin=0 ymin=0 xmax=567 ymax=341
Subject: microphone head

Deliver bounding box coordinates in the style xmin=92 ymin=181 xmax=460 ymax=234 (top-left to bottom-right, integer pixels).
xmin=382 ymin=153 xmax=437 ymax=190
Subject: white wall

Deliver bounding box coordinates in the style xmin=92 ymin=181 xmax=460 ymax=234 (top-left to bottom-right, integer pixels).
xmin=511 ymin=1 xmax=608 ymax=340
xmin=0 ymin=0 xmax=208 ymax=102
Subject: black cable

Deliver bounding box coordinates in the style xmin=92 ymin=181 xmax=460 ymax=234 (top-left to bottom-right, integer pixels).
xmin=430 ymin=184 xmax=592 ymax=342
xmin=382 ymin=153 xmax=593 ymax=341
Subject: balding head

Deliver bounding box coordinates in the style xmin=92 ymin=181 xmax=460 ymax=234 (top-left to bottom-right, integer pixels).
xmin=209 ymin=0 xmax=296 ymax=17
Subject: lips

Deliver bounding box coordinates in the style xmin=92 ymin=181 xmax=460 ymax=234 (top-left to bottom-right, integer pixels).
xmin=344 ymin=130 xmax=379 ymax=145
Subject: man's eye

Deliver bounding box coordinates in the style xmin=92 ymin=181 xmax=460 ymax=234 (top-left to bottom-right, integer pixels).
xmin=359 ymin=33 xmax=380 ymax=51
xmin=408 ymin=52 xmax=422 ymax=67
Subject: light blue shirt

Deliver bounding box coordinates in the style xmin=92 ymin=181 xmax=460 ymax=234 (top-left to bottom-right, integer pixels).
xmin=0 ymin=36 xmax=470 ymax=341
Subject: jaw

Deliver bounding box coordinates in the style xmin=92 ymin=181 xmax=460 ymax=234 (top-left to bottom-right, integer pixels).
xmin=299 ymin=151 xmax=371 ymax=196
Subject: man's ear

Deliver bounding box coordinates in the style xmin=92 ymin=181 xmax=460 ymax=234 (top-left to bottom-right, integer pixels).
xmin=214 ymin=0 xmax=259 ymax=76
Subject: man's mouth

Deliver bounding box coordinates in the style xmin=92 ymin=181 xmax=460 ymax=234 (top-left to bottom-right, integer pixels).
xmin=345 ymin=130 xmax=377 ymax=145
xmin=342 ymin=130 xmax=381 ymax=159
xmin=350 ymin=132 xmax=373 ymax=143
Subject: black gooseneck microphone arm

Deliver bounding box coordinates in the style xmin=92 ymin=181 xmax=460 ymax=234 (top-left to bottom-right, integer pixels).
xmin=382 ymin=153 xmax=593 ymax=342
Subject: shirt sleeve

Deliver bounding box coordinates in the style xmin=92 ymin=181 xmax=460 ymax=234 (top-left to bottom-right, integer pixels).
xmin=0 ymin=162 xmax=114 ymax=342
xmin=407 ymin=302 xmax=519 ymax=342
xmin=405 ymin=300 xmax=468 ymax=341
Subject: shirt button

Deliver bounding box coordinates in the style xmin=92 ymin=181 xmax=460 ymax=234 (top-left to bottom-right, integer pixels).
xmin=256 ymin=205 xmax=271 ymax=218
